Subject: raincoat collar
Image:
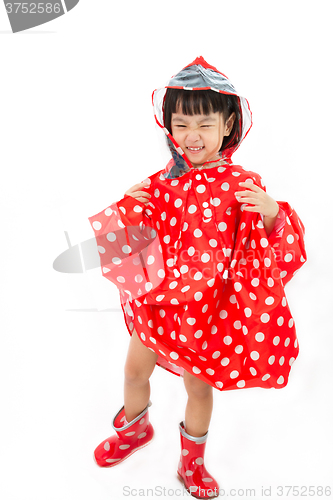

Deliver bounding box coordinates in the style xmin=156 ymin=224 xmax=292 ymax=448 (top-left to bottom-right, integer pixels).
xmin=152 ymin=56 xmax=252 ymax=179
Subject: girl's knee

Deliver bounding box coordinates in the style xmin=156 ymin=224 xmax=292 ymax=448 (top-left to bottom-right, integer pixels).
xmin=124 ymin=362 xmax=151 ymax=387
xmin=184 ymin=372 xmax=212 ymax=398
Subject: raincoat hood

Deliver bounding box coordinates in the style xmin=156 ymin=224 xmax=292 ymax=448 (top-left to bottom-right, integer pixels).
xmin=152 ymin=56 xmax=252 ymax=179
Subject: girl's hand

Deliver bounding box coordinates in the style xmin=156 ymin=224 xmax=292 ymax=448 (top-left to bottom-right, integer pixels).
xmin=234 ymin=182 xmax=279 ymax=218
xmin=124 ymin=182 xmax=151 ymax=205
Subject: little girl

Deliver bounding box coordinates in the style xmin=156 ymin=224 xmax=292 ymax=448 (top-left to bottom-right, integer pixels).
xmin=88 ymin=56 xmax=307 ymax=499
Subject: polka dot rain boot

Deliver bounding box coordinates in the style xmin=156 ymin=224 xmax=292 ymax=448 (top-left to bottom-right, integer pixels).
xmin=94 ymin=401 xmax=154 ymax=467
xmin=177 ymin=421 xmax=219 ymax=499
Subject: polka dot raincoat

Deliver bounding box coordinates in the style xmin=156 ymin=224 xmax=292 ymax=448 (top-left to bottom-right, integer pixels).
xmin=88 ymin=57 xmax=307 ymax=391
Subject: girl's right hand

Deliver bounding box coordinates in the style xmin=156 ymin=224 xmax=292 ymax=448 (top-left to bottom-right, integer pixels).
xmin=124 ymin=182 xmax=151 ymax=205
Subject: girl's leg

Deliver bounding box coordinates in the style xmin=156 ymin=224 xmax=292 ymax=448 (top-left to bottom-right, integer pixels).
xmin=124 ymin=328 xmax=158 ymax=422
xmin=183 ymin=370 xmax=213 ymax=437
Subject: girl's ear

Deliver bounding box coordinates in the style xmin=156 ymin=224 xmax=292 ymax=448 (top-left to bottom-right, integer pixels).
xmin=224 ymin=112 xmax=236 ymax=137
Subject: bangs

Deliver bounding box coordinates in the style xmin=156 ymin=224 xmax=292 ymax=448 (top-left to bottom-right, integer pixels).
xmin=164 ymin=89 xmax=227 ymax=118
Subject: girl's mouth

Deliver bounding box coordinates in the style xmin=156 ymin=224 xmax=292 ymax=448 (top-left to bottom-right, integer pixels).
xmin=187 ymin=146 xmax=204 ymax=153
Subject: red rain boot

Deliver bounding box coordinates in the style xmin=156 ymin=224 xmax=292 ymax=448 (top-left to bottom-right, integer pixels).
xmin=177 ymin=421 xmax=219 ymax=499
xmin=94 ymin=401 xmax=154 ymax=467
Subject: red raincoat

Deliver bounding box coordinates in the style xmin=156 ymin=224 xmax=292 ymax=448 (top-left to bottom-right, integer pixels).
xmin=88 ymin=57 xmax=307 ymax=391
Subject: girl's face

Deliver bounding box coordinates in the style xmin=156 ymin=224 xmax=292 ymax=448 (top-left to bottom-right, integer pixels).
xmin=171 ymin=108 xmax=235 ymax=168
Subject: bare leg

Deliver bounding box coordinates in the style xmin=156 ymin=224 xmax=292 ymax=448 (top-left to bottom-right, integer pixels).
xmin=183 ymin=370 xmax=213 ymax=437
xmin=124 ymin=328 xmax=158 ymax=422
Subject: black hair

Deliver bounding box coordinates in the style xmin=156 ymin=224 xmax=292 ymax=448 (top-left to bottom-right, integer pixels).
xmin=163 ymin=88 xmax=241 ymax=153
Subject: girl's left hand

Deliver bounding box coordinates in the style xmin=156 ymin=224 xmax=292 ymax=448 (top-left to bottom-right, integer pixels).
xmin=234 ymin=182 xmax=279 ymax=218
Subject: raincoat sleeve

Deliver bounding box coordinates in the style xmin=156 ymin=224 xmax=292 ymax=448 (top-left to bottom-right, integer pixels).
xmin=257 ymin=175 xmax=307 ymax=285
xmin=88 ymin=178 xmax=165 ymax=303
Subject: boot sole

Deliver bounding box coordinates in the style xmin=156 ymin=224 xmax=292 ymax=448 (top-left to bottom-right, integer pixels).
xmin=177 ymin=471 xmax=219 ymax=499
xmin=93 ymin=433 xmax=154 ymax=468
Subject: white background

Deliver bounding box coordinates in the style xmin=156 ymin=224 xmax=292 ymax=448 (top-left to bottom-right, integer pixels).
xmin=0 ymin=1 xmax=332 ymax=499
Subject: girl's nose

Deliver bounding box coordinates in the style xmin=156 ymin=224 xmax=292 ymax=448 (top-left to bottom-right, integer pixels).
xmin=187 ymin=129 xmax=201 ymax=142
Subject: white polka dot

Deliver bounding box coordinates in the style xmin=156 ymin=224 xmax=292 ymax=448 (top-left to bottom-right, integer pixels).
xmin=194 ymin=292 xmax=203 ymax=301
xmin=212 ymin=351 xmax=220 ymax=359
xmin=251 ymin=278 xmax=260 ymax=287
xmin=179 ymin=335 xmax=187 ymax=342
xmin=157 ymin=270 xmax=165 ymax=280
xmin=181 ymin=285 xmax=190 ymax=293
xmin=196 ymin=184 xmax=206 ymax=193
xmin=284 ymin=253 xmax=293 ymax=262
xmin=187 ymin=318 xmax=196 ymax=325
xmin=194 ymin=330 xmax=203 ymax=338
xmin=250 ymin=351 xmax=260 ymax=360
xmin=140 ymin=332 xmax=146 ymax=341
xmin=116 ymin=276 xmax=125 ymax=283
xmin=255 ymin=332 xmax=265 ymax=342
xmin=170 ymin=217 xmax=177 ymax=226
xmin=211 ymin=325 xmax=218 ymax=335
xmin=280 ymin=270 xmax=288 ymax=278
xmin=224 ymin=336 xmax=232 ymax=345
xmin=133 ymin=205 xmax=143 ymax=213
xmin=221 ymin=182 xmax=230 ymax=191
xmin=112 ymin=257 xmax=122 ymax=265
xmin=235 ymin=345 xmax=243 ymax=354
xmin=288 ymin=318 xmax=294 ymax=328
xmin=279 ymin=356 xmax=285 ymax=366
xmin=230 ymin=370 xmax=239 ymax=379
xmin=122 ymin=245 xmax=132 ymax=254
xmin=193 ymin=272 xmax=203 ymax=280
xmin=104 ymin=208 xmax=112 ymax=216
xmin=244 ymin=307 xmax=252 ymax=317
xmin=202 ymin=304 xmax=208 ymax=313
xmin=163 ymin=235 xmax=171 ymax=244
xmin=203 ymin=208 xmax=212 ymax=218
xmin=273 ymin=336 xmax=280 ymax=346
xmin=219 ymin=310 xmax=228 ymax=319
xmin=209 ymin=239 xmax=218 ymax=247
xmin=211 ymin=198 xmax=221 ymax=207
xmin=170 ymin=352 xmax=179 ymax=360
xmin=268 ymin=355 xmax=275 ymax=365
xmin=98 ymin=246 xmax=105 ymax=254
xmin=174 ymin=198 xmax=183 ymax=208
xmin=237 ymin=380 xmax=245 ymax=388
xmin=194 ymin=229 xmax=202 ymax=238
xmin=170 ymin=298 xmax=179 ymax=305
xmin=221 ymin=357 xmax=229 ymax=366
xmin=267 ymin=277 xmax=274 ymax=287
xmin=207 ymin=278 xmax=215 ymax=287
xmin=180 ymin=265 xmax=189 ymax=274
xmin=253 ymin=259 xmax=260 ymax=268
xmin=106 ymin=232 xmax=116 ymax=242
xmin=242 ymin=325 xmax=248 ymax=335
xmin=215 ymin=381 xmax=223 ymax=388
xmin=284 ymin=337 xmax=290 ymax=347
xmin=201 ymin=253 xmax=210 ymax=263
xmin=264 ymin=258 xmax=271 ymax=267
xmin=287 ymin=234 xmax=294 ymax=244
xmin=277 ymin=316 xmax=284 ymax=326
xmin=234 ymin=282 xmax=242 ymax=292
xmin=188 ymin=205 xmax=197 ymax=214
xmin=193 ymin=366 xmax=201 ymax=374
xmin=265 ymin=296 xmax=274 ymax=305
xmin=156 ymin=295 xmax=165 ymax=302
xmin=250 ymin=367 xmax=257 ymax=376
xmin=289 ymin=357 xmax=295 ymax=366
xmin=260 ymin=238 xmax=269 ymax=248
xmin=233 ymin=321 xmax=242 ymax=329
xmin=92 ymin=220 xmax=102 ymax=230
xmin=218 ymin=222 xmax=227 ymax=232
xmin=261 ymin=313 xmax=270 ymax=323
xmin=277 ymin=376 xmax=284 ymax=385
xmin=249 ymin=292 xmax=257 ymax=300
xmin=262 ymin=374 xmax=270 ymax=381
